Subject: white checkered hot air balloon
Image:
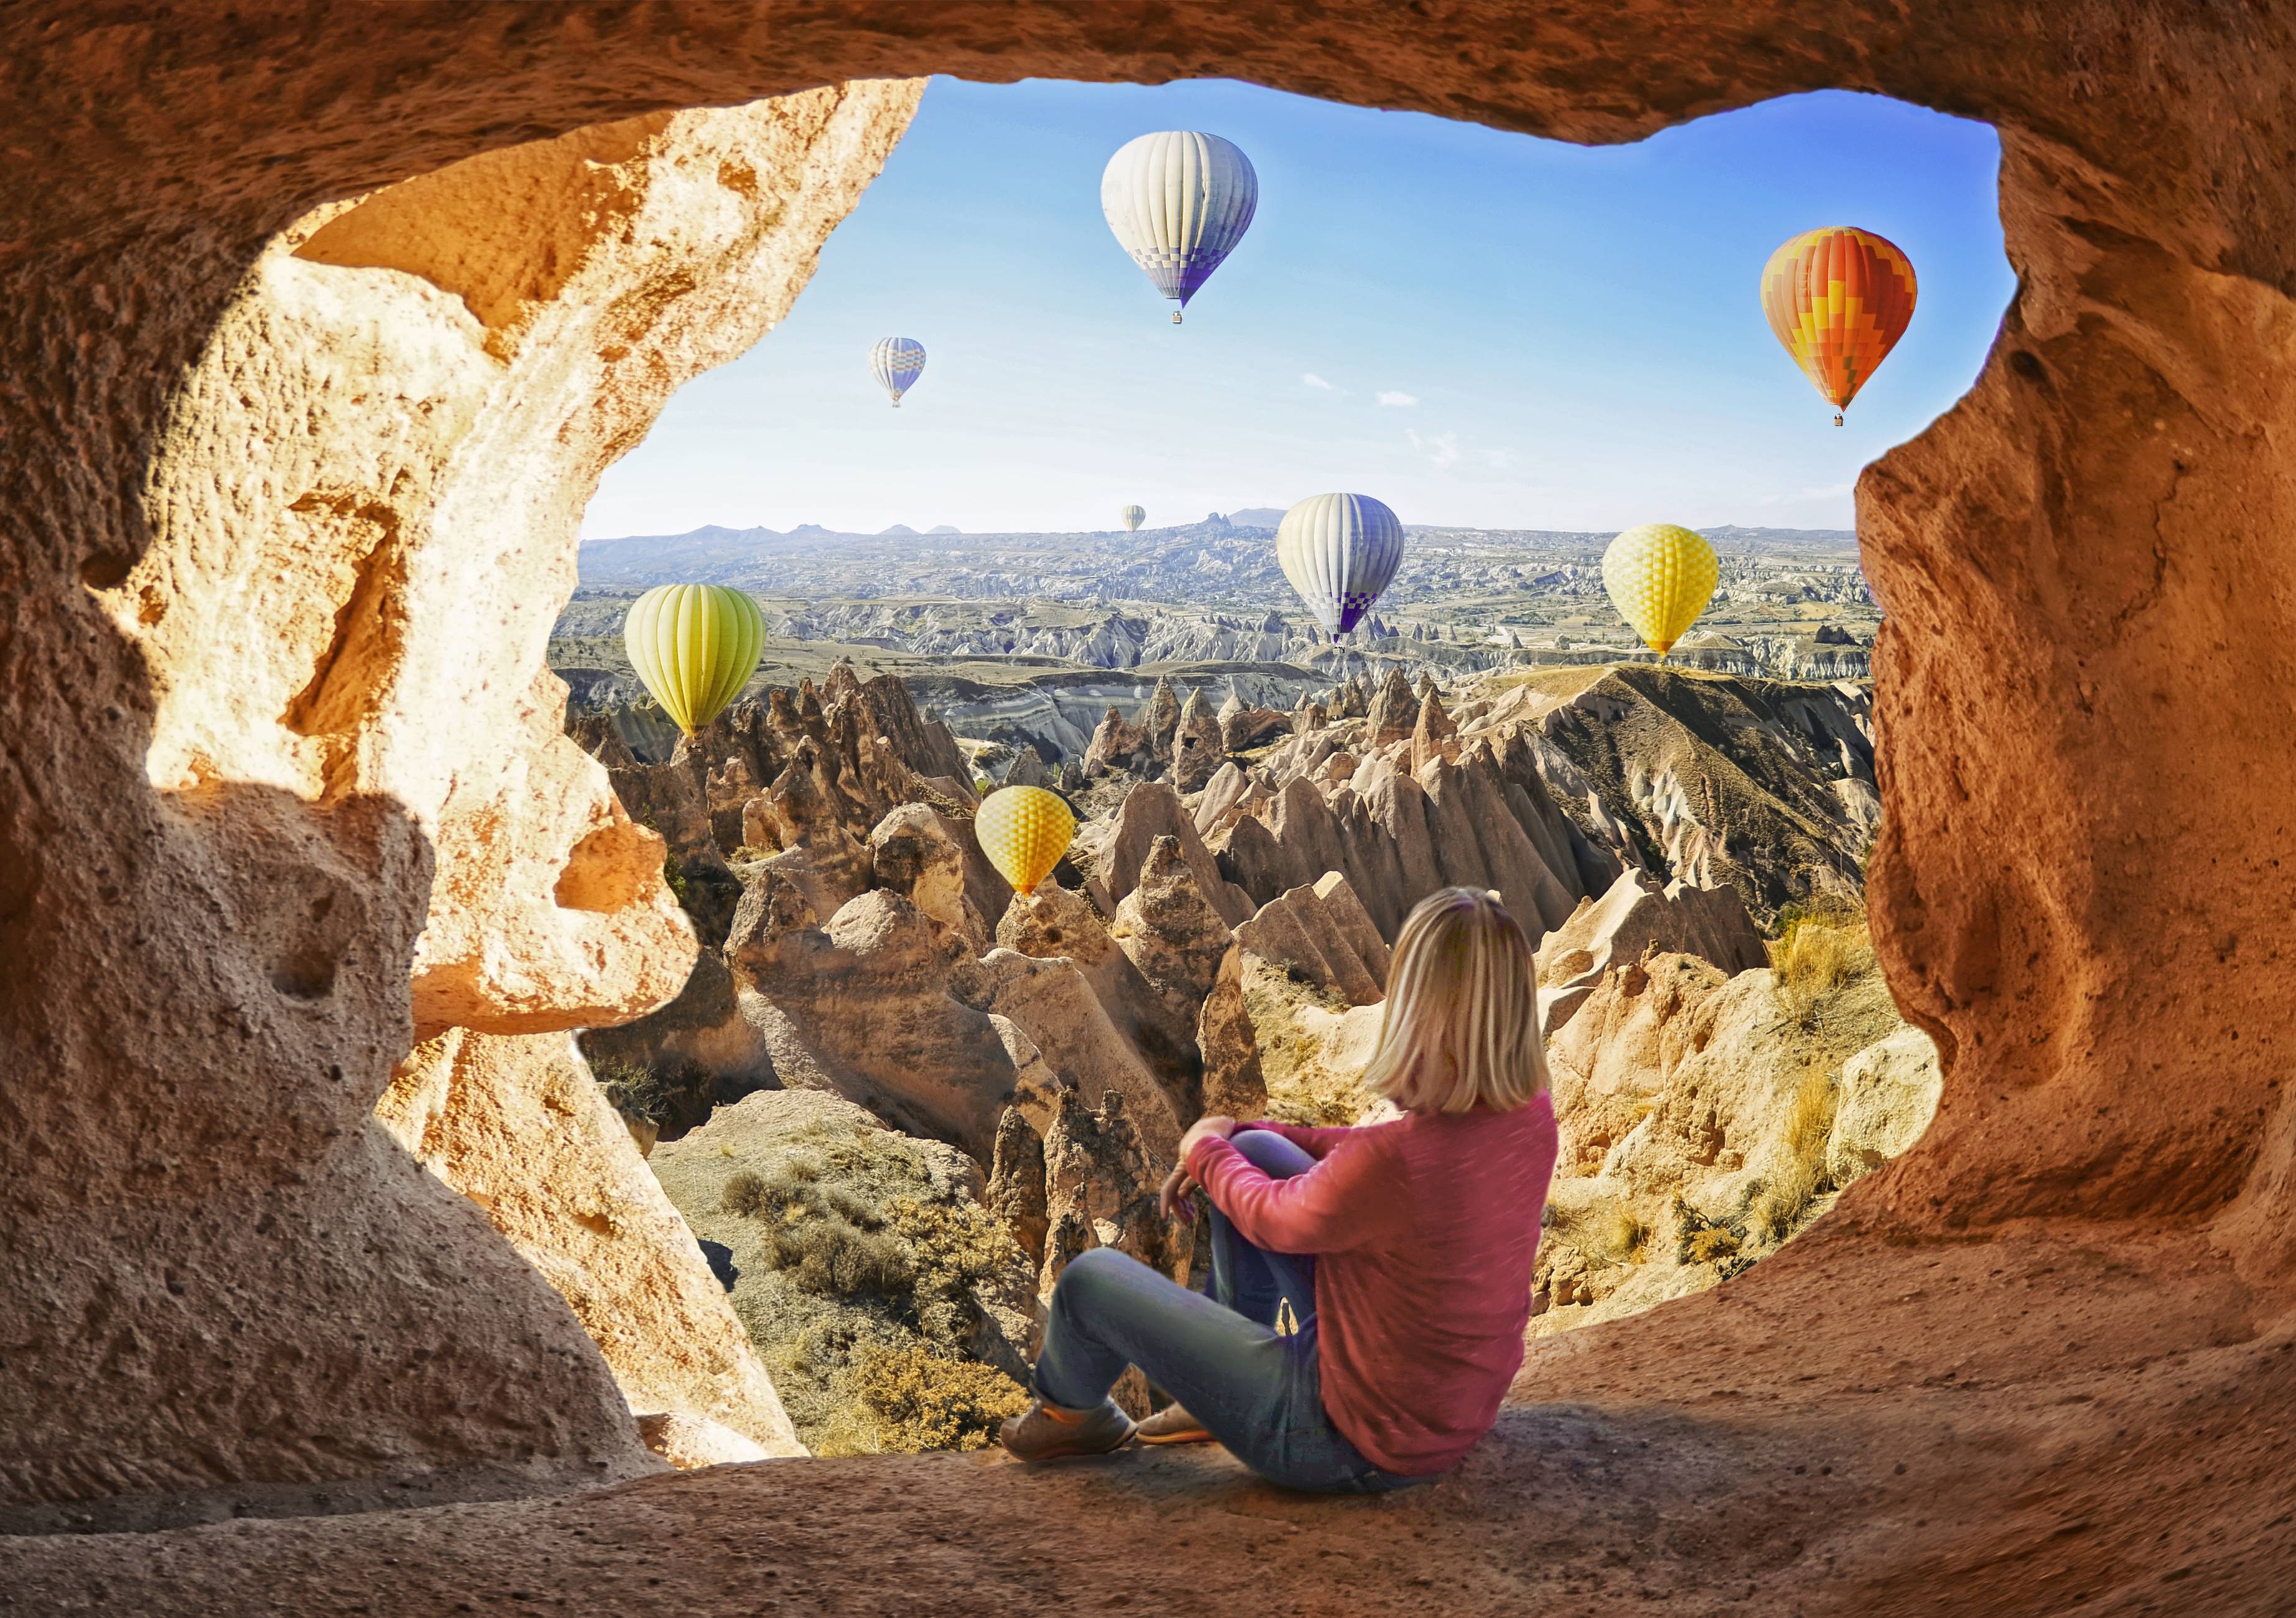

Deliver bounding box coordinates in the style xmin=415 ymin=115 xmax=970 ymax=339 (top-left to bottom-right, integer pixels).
xmin=1276 ymin=493 xmax=1406 ymax=637
xmin=870 ymin=337 xmax=926 ymax=406
xmin=1101 ymin=132 xmax=1258 ymax=325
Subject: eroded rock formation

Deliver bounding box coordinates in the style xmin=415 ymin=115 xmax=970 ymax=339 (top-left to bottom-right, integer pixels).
xmin=0 ymin=77 xmax=923 ymax=1522
xmin=376 ymin=1030 xmax=805 ymax=1459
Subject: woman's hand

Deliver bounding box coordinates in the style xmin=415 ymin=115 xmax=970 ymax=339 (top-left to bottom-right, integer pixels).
xmin=1164 ymin=1116 xmax=1235 ymax=1222
xmin=1159 ymin=1162 xmax=1198 ymax=1222
xmin=1178 ymin=1114 xmax=1237 ymax=1160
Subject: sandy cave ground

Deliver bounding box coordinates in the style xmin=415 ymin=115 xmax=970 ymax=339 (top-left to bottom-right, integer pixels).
xmin=8 ymin=1 xmax=2296 ymax=1613
xmin=6 ymin=1224 xmax=2290 ymax=1615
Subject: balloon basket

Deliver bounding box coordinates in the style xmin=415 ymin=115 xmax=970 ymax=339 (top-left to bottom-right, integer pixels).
xmin=1171 ymin=311 xmax=1183 ymax=325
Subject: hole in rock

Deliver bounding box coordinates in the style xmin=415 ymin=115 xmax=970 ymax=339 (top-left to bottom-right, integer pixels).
xmin=79 ymin=550 xmax=134 ymax=589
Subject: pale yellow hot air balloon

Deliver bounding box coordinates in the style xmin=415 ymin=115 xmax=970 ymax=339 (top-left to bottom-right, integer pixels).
xmin=1601 ymin=524 xmax=1719 ymax=658
xmin=623 ymin=583 xmax=766 ymax=736
xmin=974 ymin=785 xmax=1076 ymax=895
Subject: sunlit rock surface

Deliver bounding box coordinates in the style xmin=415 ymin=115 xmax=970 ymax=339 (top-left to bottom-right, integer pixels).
xmin=0 ymin=80 xmax=920 ymax=1522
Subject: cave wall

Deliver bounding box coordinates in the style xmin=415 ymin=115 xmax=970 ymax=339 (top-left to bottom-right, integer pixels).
xmin=5 ymin=0 xmax=2295 ymax=1519
xmin=0 ymin=78 xmax=922 ymax=1520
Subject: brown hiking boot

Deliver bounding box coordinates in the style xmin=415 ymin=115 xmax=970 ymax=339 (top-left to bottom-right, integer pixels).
xmin=999 ymin=1397 xmax=1137 ymax=1462
xmin=1133 ymin=1403 xmax=1214 ymax=1446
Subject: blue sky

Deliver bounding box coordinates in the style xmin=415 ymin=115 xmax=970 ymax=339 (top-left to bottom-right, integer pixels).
xmin=582 ymin=77 xmax=2012 ymax=540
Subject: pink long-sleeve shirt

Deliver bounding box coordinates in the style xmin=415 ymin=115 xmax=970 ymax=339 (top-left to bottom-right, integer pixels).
xmin=1187 ymin=1095 xmax=1557 ymax=1476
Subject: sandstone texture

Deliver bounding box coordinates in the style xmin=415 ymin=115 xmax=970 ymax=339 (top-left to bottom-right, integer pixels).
xmin=0 ymin=70 xmax=922 ymax=1520
xmin=1536 ymin=866 xmax=1771 ymax=1031
xmin=375 ymin=1030 xmax=805 ymax=1459
xmin=10 ymin=1 xmax=2296 ymax=1609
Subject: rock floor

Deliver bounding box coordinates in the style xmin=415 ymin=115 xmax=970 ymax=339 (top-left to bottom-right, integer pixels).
xmin=5 ymin=1220 xmax=2290 ymax=1617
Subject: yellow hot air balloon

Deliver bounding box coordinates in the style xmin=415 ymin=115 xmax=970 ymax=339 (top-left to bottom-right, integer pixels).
xmin=974 ymin=785 xmax=1075 ymax=895
xmin=1761 ymin=227 xmax=1918 ymax=425
xmin=623 ymin=583 xmax=766 ymax=737
xmin=1602 ymin=524 xmax=1718 ymax=658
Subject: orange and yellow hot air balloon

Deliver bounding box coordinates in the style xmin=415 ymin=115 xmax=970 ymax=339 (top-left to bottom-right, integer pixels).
xmin=1761 ymin=227 xmax=1917 ymax=425
xmin=974 ymin=786 xmax=1076 ymax=896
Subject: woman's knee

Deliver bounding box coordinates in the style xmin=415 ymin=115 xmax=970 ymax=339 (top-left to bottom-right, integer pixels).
xmin=1054 ymin=1245 xmax=1144 ymax=1299
xmin=1230 ymin=1128 xmax=1315 ymax=1179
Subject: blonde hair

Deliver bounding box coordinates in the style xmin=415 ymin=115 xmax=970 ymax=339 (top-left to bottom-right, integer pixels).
xmin=1363 ymin=887 xmax=1549 ymax=1113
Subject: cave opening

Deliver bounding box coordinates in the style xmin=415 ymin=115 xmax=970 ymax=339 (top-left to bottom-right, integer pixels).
xmin=10 ymin=9 xmax=2296 ymax=1607
xmin=427 ymin=73 xmax=2014 ymax=1462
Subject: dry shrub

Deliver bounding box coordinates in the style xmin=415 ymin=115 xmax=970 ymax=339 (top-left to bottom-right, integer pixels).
xmin=1751 ymin=1059 xmax=1839 ymax=1243
xmin=1542 ymin=1196 xmax=1646 ymax=1267
xmin=889 ymin=1194 xmax=1025 ymax=1347
xmin=846 ymin=1344 xmax=1028 ymax=1453
xmin=1770 ymin=900 xmax=1877 ymax=1031
xmin=719 ymin=1164 xmax=913 ymax=1299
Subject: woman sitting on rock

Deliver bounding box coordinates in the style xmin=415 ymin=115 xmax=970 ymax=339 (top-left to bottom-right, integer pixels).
xmin=1000 ymin=886 xmax=1559 ymax=1492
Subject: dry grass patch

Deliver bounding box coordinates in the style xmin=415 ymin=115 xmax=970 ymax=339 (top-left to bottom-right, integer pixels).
xmin=1749 ymin=1057 xmax=1840 ymax=1243
xmin=1770 ymin=899 xmax=1877 ymax=1032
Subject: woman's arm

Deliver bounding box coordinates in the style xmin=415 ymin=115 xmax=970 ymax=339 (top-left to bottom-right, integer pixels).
xmin=1234 ymin=1119 xmax=1358 ymax=1161
xmin=1187 ymin=1129 xmax=1404 ymax=1255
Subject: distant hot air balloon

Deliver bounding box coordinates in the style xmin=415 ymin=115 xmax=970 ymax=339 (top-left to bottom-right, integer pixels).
xmin=1276 ymin=493 xmax=1406 ymax=637
xmin=1761 ymin=227 xmax=1917 ymax=425
xmin=1602 ymin=524 xmax=1718 ymax=658
xmin=1120 ymin=504 xmax=1146 ymax=533
xmin=870 ymin=337 xmax=926 ymax=406
xmin=1100 ymin=131 xmax=1258 ymax=325
xmin=623 ymin=583 xmax=766 ymax=737
xmin=974 ymin=785 xmax=1076 ymax=896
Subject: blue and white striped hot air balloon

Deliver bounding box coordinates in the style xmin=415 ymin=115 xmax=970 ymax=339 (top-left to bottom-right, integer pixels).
xmin=1100 ymin=132 xmax=1258 ymax=325
xmin=870 ymin=337 xmax=926 ymax=406
xmin=1276 ymin=493 xmax=1407 ymax=637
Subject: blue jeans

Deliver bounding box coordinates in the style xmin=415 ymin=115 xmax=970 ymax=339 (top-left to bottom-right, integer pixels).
xmin=1031 ymin=1129 xmax=1422 ymax=1494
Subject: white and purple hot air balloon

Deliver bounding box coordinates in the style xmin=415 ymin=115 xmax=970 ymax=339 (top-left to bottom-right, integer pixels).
xmin=1100 ymin=132 xmax=1258 ymax=325
xmin=1276 ymin=493 xmax=1407 ymax=637
xmin=870 ymin=337 xmax=926 ymax=406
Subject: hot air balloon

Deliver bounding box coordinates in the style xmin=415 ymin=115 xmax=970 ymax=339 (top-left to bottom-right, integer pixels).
xmin=1120 ymin=505 xmax=1146 ymax=533
xmin=1275 ymin=493 xmax=1406 ymax=637
xmin=1100 ymin=131 xmax=1258 ymax=325
xmin=974 ymin=785 xmax=1076 ymax=896
xmin=870 ymin=337 xmax=926 ymax=406
xmin=1601 ymin=524 xmax=1718 ymax=658
xmin=623 ymin=583 xmax=766 ymax=737
xmin=1761 ymin=227 xmax=1917 ymax=425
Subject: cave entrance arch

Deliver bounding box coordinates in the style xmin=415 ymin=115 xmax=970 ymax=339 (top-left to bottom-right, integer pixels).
xmin=7 ymin=7 xmax=2295 ymax=1604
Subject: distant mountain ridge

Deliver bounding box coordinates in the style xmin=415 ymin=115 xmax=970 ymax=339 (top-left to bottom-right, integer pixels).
xmin=581 ymin=518 xmax=1855 ymax=553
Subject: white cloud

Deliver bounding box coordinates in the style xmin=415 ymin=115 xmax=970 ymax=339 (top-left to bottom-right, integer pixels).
xmin=1758 ymin=480 xmax=1855 ymax=507
xmin=1301 ymin=372 xmax=1335 ymax=390
xmin=1377 ymin=390 xmax=1419 ymax=407
xmin=1406 ymin=428 xmax=1462 ymax=469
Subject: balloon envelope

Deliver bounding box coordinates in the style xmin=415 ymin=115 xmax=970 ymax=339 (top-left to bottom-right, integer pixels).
xmin=870 ymin=336 xmax=926 ymax=406
xmin=1602 ymin=525 xmax=1718 ymax=657
xmin=1760 ymin=227 xmax=1916 ymax=420
xmin=1276 ymin=493 xmax=1406 ymax=636
xmin=623 ymin=583 xmax=766 ymax=736
xmin=974 ymin=785 xmax=1076 ymax=895
xmin=1101 ymin=131 xmax=1258 ymax=320
xmin=1120 ymin=504 xmax=1146 ymax=533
